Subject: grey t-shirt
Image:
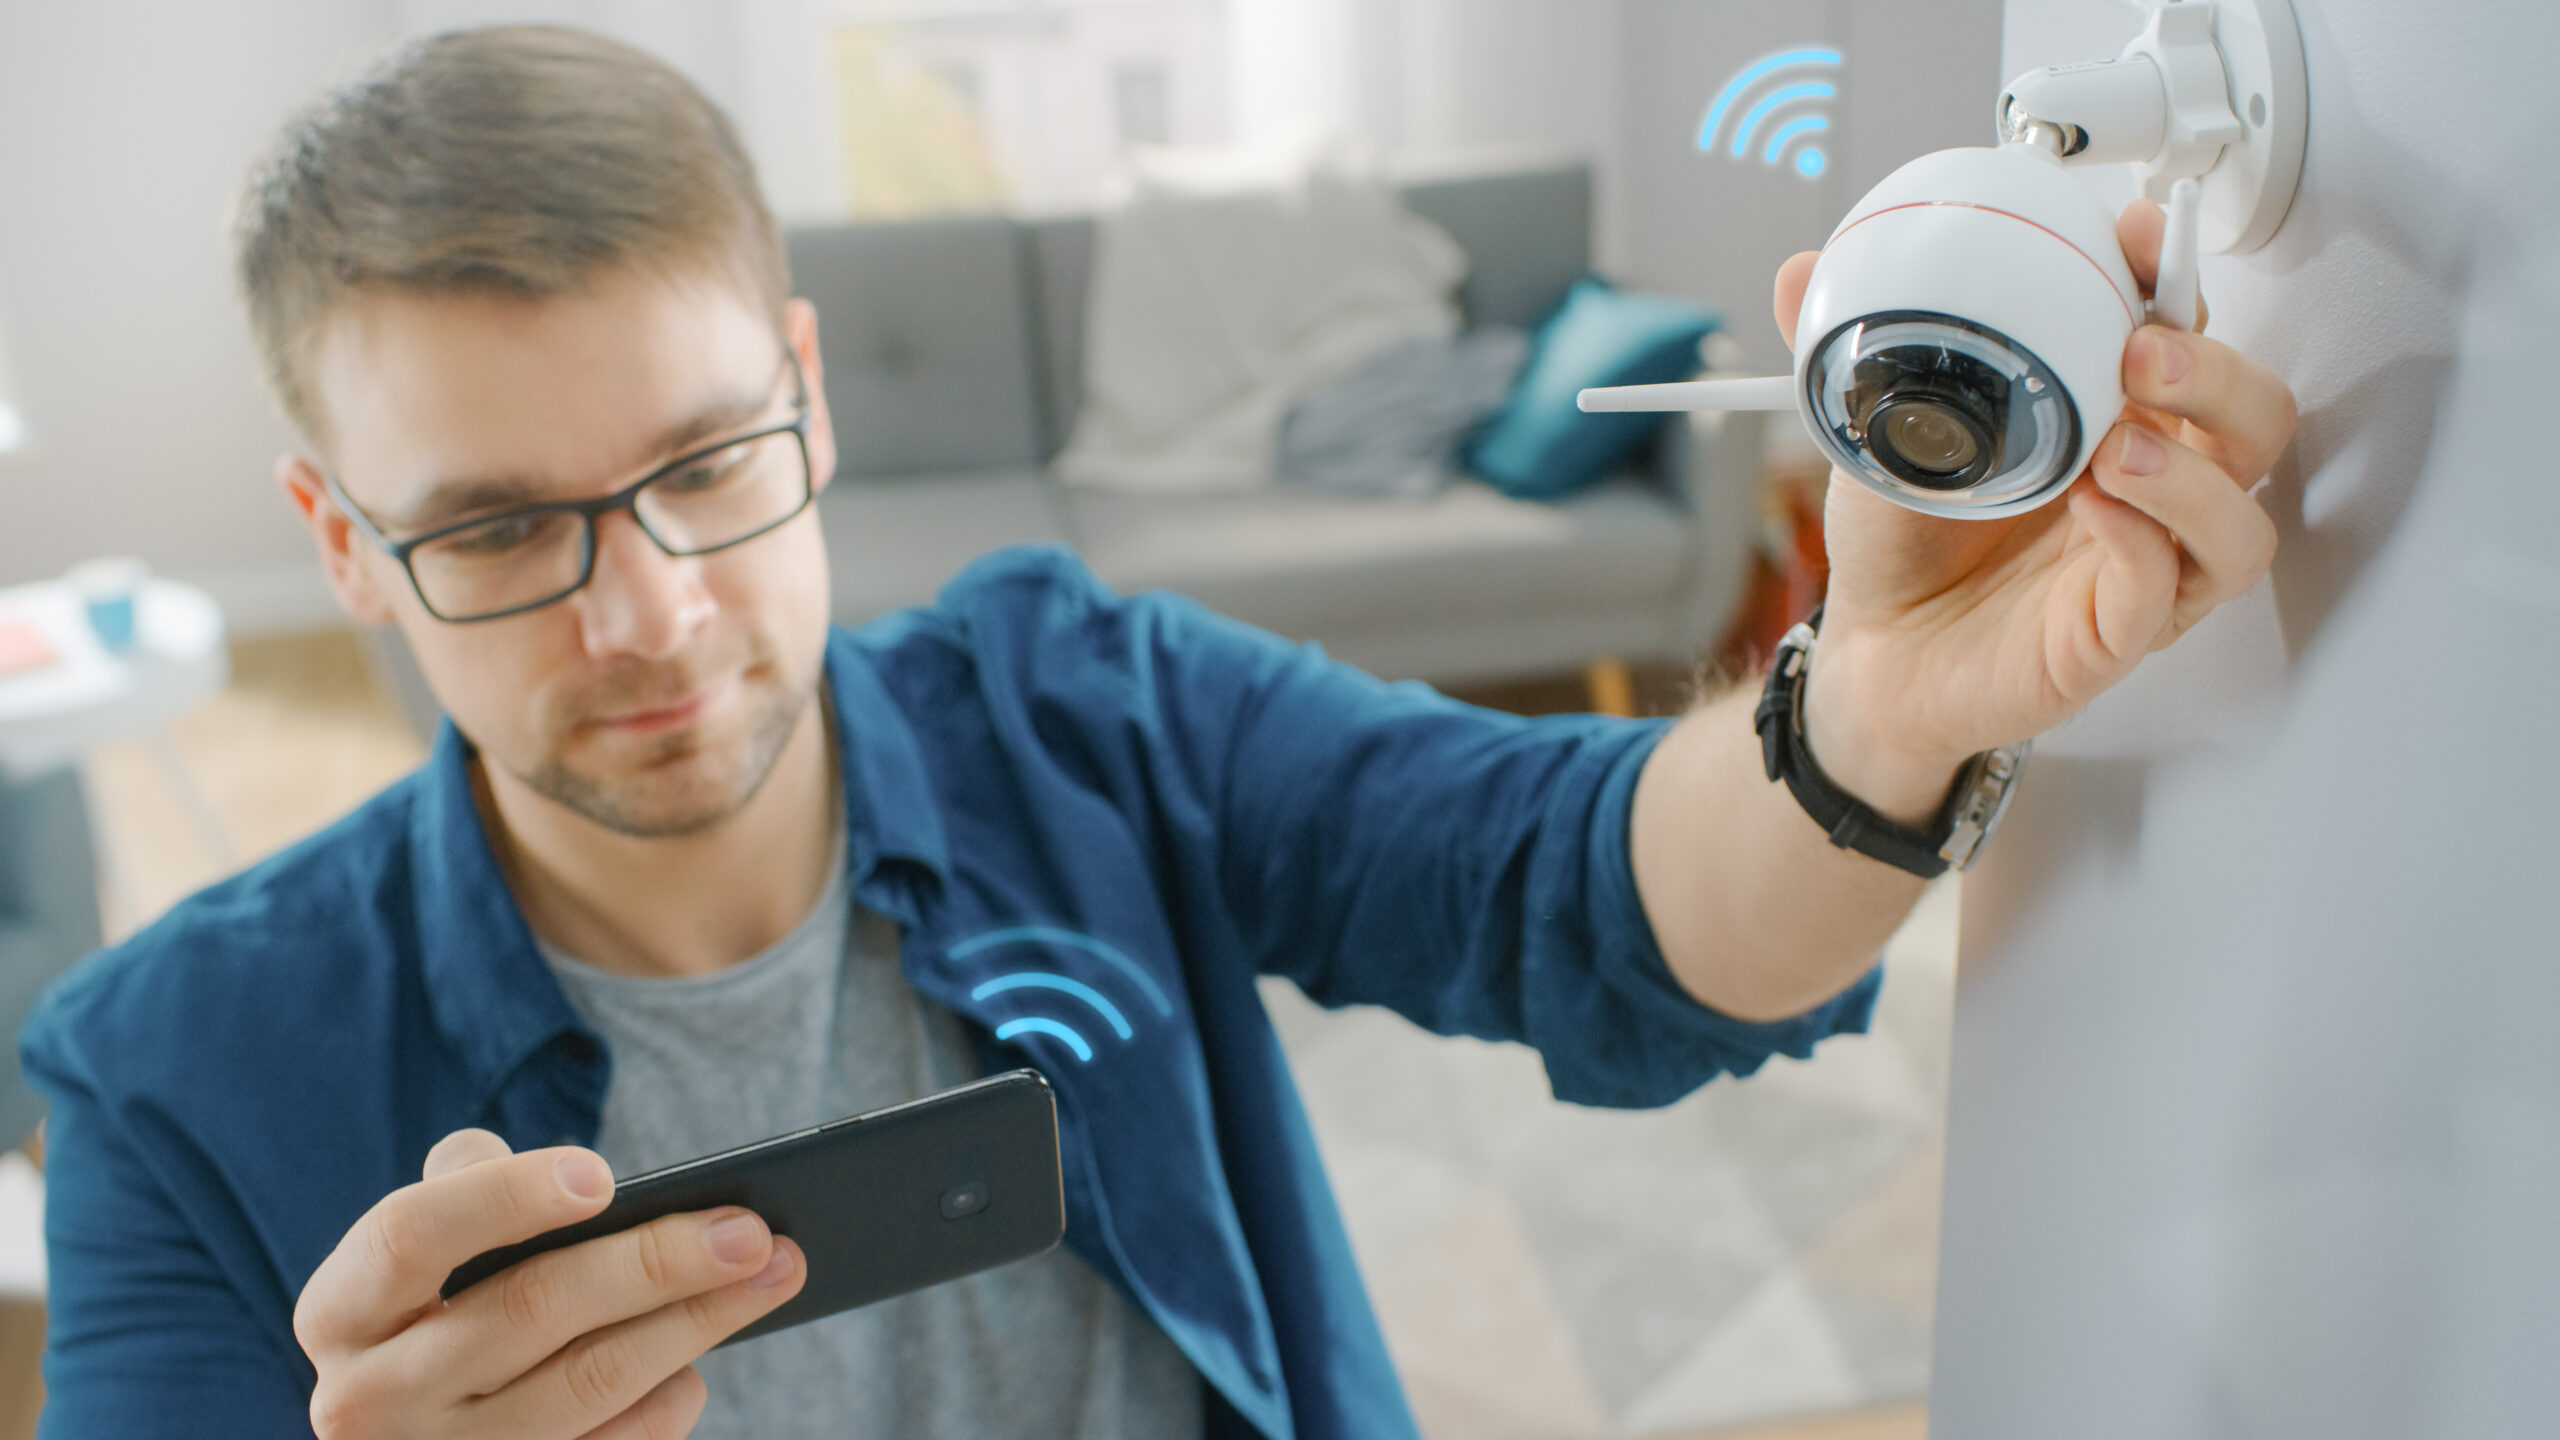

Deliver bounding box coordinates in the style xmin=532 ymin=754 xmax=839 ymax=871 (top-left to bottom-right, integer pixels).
xmin=542 ymin=857 xmax=1203 ymax=1440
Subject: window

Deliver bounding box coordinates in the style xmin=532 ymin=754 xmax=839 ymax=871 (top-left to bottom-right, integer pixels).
xmin=831 ymin=26 xmax=1011 ymax=218
xmin=1112 ymin=60 xmax=1171 ymax=148
xmin=823 ymin=0 xmax=1229 ymax=218
xmin=931 ymin=59 xmax=985 ymax=120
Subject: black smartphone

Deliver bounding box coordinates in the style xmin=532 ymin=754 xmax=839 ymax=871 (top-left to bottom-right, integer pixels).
xmin=440 ymin=1069 xmax=1064 ymax=1346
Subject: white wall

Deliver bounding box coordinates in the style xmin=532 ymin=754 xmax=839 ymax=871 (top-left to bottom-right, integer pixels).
xmin=0 ymin=4 xmax=396 ymax=629
xmin=1620 ymin=0 xmax=2003 ymax=373
xmin=1933 ymin=2 xmax=2560 ymax=1435
xmin=1380 ymin=0 xmax=1633 ymax=270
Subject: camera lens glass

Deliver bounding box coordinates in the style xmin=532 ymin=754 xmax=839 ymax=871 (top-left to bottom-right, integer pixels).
xmin=1848 ymin=342 xmax=2010 ymax=491
xmin=1879 ymin=403 xmax=1979 ymax=474
xmin=1804 ymin=311 xmax=2077 ymax=513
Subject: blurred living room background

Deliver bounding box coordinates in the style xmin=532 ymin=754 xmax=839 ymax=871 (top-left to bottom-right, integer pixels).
xmin=0 ymin=2 xmax=2007 ymax=1436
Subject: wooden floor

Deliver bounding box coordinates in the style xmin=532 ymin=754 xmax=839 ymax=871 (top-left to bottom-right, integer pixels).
xmin=1679 ymin=1404 xmax=1927 ymax=1440
xmin=1 ymin=632 xmax=1932 ymax=1439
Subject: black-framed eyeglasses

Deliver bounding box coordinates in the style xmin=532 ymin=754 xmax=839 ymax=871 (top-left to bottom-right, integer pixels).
xmin=325 ymin=356 xmax=816 ymax=624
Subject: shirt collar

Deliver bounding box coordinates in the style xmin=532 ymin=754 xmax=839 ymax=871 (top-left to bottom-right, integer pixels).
xmin=410 ymin=719 xmax=582 ymax=1108
xmin=822 ymin=627 xmax=949 ymax=903
xmin=411 ymin=629 xmax=948 ymax=1104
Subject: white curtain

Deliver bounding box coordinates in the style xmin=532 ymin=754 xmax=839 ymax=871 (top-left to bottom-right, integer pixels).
xmin=1224 ymin=0 xmax=1630 ymax=267
xmin=0 ymin=302 xmax=25 ymax=453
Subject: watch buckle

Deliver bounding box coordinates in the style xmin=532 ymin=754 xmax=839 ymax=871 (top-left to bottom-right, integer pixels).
xmin=1936 ymin=741 xmax=2030 ymax=871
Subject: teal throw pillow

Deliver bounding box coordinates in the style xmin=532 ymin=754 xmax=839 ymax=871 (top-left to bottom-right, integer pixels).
xmin=1466 ymin=275 xmax=1719 ymax=502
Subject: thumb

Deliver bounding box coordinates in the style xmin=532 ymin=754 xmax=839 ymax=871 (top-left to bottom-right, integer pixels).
xmin=421 ymin=1128 xmax=513 ymax=1181
xmin=1772 ymin=251 xmax=1819 ymax=354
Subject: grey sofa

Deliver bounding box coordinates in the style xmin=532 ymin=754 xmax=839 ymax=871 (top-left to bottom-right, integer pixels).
xmin=793 ymin=161 xmax=1764 ymax=686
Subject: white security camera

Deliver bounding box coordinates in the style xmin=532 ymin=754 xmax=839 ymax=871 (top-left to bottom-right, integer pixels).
xmin=1790 ymin=142 xmax=2144 ymax=518
xmin=1583 ymin=0 xmax=2304 ymax=521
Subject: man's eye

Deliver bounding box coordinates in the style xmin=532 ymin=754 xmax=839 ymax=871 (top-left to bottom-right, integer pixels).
xmin=441 ymin=513 xmax=555 ymax=557
xmin=662 ymin=445 xmax=752 ymax=495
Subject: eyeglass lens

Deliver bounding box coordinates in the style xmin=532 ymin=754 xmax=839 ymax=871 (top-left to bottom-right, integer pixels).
xmin=405 ymin=430 xmax=810 ymax=621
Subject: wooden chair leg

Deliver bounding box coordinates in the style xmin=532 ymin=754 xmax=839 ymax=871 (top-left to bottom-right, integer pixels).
xmin=1 ymin=1134 xmax=42 ymax=1439
xmin=0 ymin=1297 xmax=40 ymax=1440
xmin=1585 ymin=656 xmax=1636 ymax=717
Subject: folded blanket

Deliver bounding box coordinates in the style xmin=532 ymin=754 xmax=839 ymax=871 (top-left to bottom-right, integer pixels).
xmin=1056 ymin=149 xmax=1465 ymax=494
xmin=1276 ymin=327 xmax=1529 ymax=499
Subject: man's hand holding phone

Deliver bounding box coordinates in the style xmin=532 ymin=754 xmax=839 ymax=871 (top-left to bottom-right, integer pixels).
xmin=294 ymin=1128 xmax=805 ymax=1440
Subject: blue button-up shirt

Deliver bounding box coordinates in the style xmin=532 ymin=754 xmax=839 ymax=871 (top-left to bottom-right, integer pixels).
xmin=22 ymin=546 xmax=1876 ymax=1440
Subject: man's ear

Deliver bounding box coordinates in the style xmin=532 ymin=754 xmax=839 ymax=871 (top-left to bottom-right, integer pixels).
xmin=276 ymin=453 xmax=399 ymax=627
xmin=785 ymin=297 xmax=837 ymax=497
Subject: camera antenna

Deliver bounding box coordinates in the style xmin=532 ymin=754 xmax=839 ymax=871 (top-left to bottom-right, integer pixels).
xmin=2151 ymin=177 xmax=2203 ymax=331
xmin=1577 ymin=374 xmax=1796 ymax=414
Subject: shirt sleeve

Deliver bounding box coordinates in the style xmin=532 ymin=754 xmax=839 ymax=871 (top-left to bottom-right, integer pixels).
xmin=21 ymin=1008 xmax=316 ymax=1440
xmin=1125 ymin=580 xmax=1881 ymax=1109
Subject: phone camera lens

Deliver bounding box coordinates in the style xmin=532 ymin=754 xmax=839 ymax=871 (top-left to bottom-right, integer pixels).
xmin=939 ymin=1180 xmax=990 ymax=1220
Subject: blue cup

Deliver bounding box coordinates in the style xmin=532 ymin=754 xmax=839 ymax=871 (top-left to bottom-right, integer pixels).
xmin=86 ymin=594 xmax=136 ymax=649
xmin=67 ymin=557 xmax=148 ymax=651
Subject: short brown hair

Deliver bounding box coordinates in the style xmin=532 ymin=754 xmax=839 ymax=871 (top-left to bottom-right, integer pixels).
xmin=235 ymin=25 xmax=788 ymax=442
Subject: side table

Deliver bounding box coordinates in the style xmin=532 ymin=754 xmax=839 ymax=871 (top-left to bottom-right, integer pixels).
xmin=0 ymin=577 xmax=232 ymax=914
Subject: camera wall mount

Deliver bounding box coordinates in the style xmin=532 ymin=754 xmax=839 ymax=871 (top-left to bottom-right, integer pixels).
xmin=1999 ymin=0 xmax=2306 ymax=253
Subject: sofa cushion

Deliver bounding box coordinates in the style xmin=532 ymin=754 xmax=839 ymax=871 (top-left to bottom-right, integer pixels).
xmin=1023 ymin=165 xmax=1594 ymax=460
xmin=1468 ymin=276 xmax=1719 ymax=502
xmin=819 ymin=468 xmax=1069 ymax=626
xmin=1023 ymin=215 xmax=1098 ymax=459
xmin=788 ymin=217 xmax=1046 ymax=477
xmin=1067 ymin=474 xmax=1692 ymax=643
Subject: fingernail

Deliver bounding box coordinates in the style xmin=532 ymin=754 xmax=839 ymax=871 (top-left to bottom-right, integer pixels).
xmin=2117 ymin=427 xmax=2165 ymax=477
xmin=704 ymin=1212 xmax=766 ymax=1266
xmin=555 ymin=1152 xmax=610 ymax=1202
xmin=2144 ymin=328 xmax=2193 ymax=384
xmin=747 ymin=1240 xmax=799 ymax=1289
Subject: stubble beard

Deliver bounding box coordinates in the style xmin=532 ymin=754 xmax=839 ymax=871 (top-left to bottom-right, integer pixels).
xmin=511 ymin=661 xmax=816 ymax=839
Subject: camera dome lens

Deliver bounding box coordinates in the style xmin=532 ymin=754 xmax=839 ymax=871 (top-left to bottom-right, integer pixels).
xmin=1846 ymin=341 xmax=2010 ymax=492
xmin=1802 ymin=311 xmax=2078 ymax=512
xmin=1804 ymin=312 xmax=2078 ymax=518
xmin=1876 ymin=401 xmax=1982 ymax=475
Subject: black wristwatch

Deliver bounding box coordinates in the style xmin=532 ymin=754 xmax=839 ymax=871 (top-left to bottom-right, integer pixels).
xmin=1752 ymin=607 xmax=2030 ymax=878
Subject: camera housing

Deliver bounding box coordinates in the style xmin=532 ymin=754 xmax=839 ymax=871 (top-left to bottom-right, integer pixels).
xmin=1792 ymin=143 xmax=2141 ymax=519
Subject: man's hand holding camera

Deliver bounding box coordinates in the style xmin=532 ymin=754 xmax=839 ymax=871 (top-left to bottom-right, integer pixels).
xmin=1776 ymin=196 xmax=2299 ymax=824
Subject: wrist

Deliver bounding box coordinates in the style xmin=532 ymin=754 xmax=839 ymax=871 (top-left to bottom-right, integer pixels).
xmin=1799 ymin=627 xmax=1971 ymax=829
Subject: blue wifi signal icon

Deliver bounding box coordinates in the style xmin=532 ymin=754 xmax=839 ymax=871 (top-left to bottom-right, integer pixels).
xmin=947 ymin=926 xmax=1174 ymax=1064
xmin=1697 ymin=48 xmax=1843 ymax=179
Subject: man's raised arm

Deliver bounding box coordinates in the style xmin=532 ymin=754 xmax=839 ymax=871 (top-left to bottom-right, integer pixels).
xmin=1632 ymin=201 xmax=2297 ymax=1022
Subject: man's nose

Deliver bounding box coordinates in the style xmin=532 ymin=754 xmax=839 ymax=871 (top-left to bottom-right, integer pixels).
xmin=572 ymin=510 xmax=713 ymax=660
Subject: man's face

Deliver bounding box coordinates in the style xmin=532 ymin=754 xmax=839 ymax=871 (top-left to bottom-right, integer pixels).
xmin=291 ymin=266 xmax=837 ymax=837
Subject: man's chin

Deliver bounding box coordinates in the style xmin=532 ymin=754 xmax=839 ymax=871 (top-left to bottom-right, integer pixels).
xmin=517 ymin=685 xmax=811 ymax=839
xmin=518 ymin=748 xmax=753 ymax=837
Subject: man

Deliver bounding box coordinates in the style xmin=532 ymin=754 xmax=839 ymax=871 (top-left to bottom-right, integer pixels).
xmin=20 ymin=25 xmax=2293 ymax=1440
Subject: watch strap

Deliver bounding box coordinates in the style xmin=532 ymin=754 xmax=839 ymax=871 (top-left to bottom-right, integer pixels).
xmin=1754 ymin=607 xmax=1968 ymax=879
